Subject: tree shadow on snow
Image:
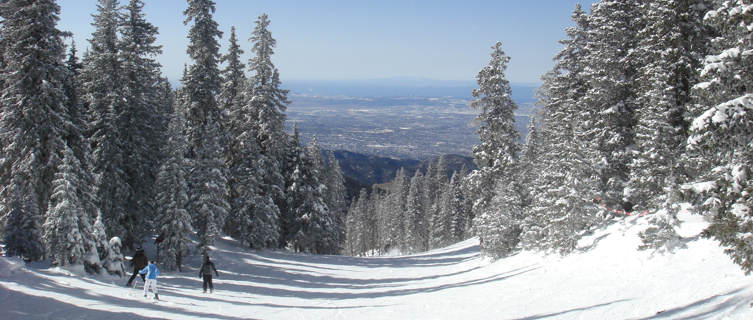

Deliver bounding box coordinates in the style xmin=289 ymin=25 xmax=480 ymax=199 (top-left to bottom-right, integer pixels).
xmin=0 ymin=271 xmax=252 ymax=320
xmin=634 ymin=287 xmax=751 ymax=320
xmin=208 ymin=264 xmax=539 ymax=301
xmin=512 ymin=298 xmax=633 ymax=320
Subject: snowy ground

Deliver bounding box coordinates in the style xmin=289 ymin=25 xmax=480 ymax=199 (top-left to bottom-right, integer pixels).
xmin=2 ymin=211 xmax=753 ymax=320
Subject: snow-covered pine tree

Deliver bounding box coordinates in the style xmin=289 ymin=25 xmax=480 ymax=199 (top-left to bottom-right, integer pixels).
xmin=104 ymin=236 xmax=126 ymax=276
xmin=430 ymin=181 xmax=454 ymax=249
xmin=517 ymin=118 xmax=541 ymax=212
xmin=118 ymin=0 xmax=167 ymax=245
xmin=182 ymin=0 xmax=222 ymax=149
xmin=62 ymin=41 xmax=88 ymax=162
xmin=404 ymin=170 xmax=427 ymax=253
xmin=81 ymin=0 xmax=134 ymax=247
xmin=222 ymin=25 xmax=275 ymax=248
xmin=690 ymin=0 xmax=753 ymax=274
xmin=182 ymin=0 xmax=229 ymax=253
xmin=219 ymin=28 xmax=248 ymax=242
xmin=366 ymin=187 xmax=382 ymax=253
xmin=580 ymin=0 xmax=643 ymax=212
xmin=0 ymin=0 xmax=69 ymax=260
xmin=244 ymin=14 xmax=290 ymax=247
xmin=632 ymin=0 xmax=711 ymax=250
xmin=468 ymin=42 xmax=522 ymax=258
xmin=447 ymin=172 xmax=469 ymax=242
xmin=189 ymin=119 xmax=229 ymax=252
xmin=219 ymin=26 xmax=245 ymax=121
xmin=288 ymin=139 xmax=336 ymax=254
xmin=155 ymin=112 xmax=193 ymax=271
xmin=520 ymin=4 xmax=601 ymax=253
xmin=43 ymin=146 xmax=100 ymax=271
xmin=345 ymin=188 xmax=370 ymax=256
xmin=92 ymin=212 xmax=111 ymax=272
xmin=325 ymin=151 xmax=348 ymax=252
xmin=381 ymin=168 xmax=407 ymax=253
xmin=281 ymin=124 xmax=304 ymax=247
xmin=421 ymin=160 xmax=439 ymax=250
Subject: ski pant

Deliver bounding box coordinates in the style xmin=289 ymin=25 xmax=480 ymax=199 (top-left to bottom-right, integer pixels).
xmin=127 ymin=270 xmax=145 ymax=286
xmin=144 ymin=279 xmax=158 ymax=296
xmin=202 ymin=274 xmax=214 ymax=292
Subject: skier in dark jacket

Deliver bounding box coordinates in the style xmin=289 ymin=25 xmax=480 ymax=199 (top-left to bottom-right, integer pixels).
xmin=199 ymin=255 xmax=219 ymax=293
xmin=126 ymin=248 xmax=148 ymax=287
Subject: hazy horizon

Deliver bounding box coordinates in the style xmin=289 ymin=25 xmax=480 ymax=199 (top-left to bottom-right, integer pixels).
xmin=57 ymin=0 xmax=599 ymax=85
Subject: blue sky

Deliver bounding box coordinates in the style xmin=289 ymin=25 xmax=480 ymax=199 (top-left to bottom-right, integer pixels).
xmin=57 ymin=0 xmax=598 ymax=85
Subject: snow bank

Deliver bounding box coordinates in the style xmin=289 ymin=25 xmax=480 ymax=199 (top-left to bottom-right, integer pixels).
xmin=1 ymin=214 xmax=753 ymax=319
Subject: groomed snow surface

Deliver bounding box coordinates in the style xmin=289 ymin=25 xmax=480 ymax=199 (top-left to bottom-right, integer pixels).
xmin=2 ymin=211 xmax=753 ymax=320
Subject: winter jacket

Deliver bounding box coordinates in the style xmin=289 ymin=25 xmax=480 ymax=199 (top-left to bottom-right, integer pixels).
xmin=131 ymin=251 xmax=148 ymax=271
xmin=199 ymin=261 xmax=219 ymax=277
xmin=139 ymin=263 xmax=160 ymax=280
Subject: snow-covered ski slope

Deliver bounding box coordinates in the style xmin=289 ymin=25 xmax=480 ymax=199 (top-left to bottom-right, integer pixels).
xmin=2 ymin=211 xmax=753 ymax=320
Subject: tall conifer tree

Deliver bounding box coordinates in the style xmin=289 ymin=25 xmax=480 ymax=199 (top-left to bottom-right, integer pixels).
xmin=182 ymin=0 xmax=229 ymax=252
xmin=243 ymin=14 xmax=290 ymax=247
xmin=0 ymin=0 xmax=70 ymax=260
xmin=81 ymin=0 xmax=134 ymax=246
xmin=691 ymin=0 xmax=753 ymax=273
xmin=468 ymin=42 xmax=522 ymax=258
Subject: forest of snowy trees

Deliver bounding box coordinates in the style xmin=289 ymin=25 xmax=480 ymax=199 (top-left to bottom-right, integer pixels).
xmin=459 ymin=0 xmax=753 ymax=273
xmin=344 ymin=155 xmax=474 ymax=256
xmin=0 ymin=0 xmax=346 ymax=273
xmin=1 ymin=0 xmax=752 ymax=276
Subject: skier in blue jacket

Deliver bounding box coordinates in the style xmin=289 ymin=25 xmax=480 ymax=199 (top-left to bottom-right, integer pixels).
xmin=139 ymin=260 xmax=160 ymax=300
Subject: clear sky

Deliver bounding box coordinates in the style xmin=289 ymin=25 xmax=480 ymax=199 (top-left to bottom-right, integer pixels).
xmin=57 ymin=0 xmax=598 ymax=85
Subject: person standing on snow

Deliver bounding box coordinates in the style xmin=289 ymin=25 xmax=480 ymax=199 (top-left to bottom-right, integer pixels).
xmin=139 ymin=260 xmax=160 ymax=300
xmin=126 ymin=247 xmax=148 ymax=287
xmin=199 ymin=255 xmax=219 ymax=293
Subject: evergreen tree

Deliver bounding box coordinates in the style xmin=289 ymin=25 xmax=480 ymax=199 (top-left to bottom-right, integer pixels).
xmin=189 ymin=119 xmax=229 ymax=252
xmin=344 ymin=189 xmax=365 ymax=255
xmin=222 ymin=26 xmax=273 ymax=248
xmin=325 ymin=151 xmax=348 ymax=252
xmin=182 ymin=0 xmax=222 ymax=148
xmin=155 ymin=112 xmax=193 ymax=271
xmin=81 ymin=0 xmax=134 ymax=247
xmin=43 ymin=146 xmax=100 ymax=271
xmin=468 ymin=42 xmax=521 ymax=258
xmin=381 ymin=168 xmax=407 ymax=252
xmin=691 ymin=0 xmax=753 ymax=274
xmin=92 ymin=212 xmax=111 ymax=272
xmin=518 ymin=117 xmax=541 ymax=211
xmin=447 ymin=172 xmax=469 ymax=242
xmin=118 ymin=0 xmax=167 ymax=244
xmin=288 ymin=139 xmax=336 ymax=254
xmin=243 ymin=14 xmax=290 ymax=246
xmin=104 ymin=236 xmax=126 ymax=276
xmin=404 ymin=170 xmax=427 ymax=253
xmin=581 ymin=0 xmax=643 ymax=211
xmin=430 ymin=182 xmax=453 ymax=249
xmin=632 ymin=0 xmax=711 ymax=249
xmin=219 ymin=26 xmax=245 ymax=120
xmin=0 ymin=0 xmax=69 ymax=260
xmin=182 ymin=0 xmax=228 ymax=252
xmin=520 ymin=4 xmax=601 ymax=253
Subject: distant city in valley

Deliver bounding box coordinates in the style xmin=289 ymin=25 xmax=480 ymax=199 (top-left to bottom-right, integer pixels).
xmin=284 ymin=79 xmax=539 ymax=160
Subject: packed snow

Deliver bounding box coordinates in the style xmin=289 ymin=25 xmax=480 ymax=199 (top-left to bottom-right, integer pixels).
xmin=2 ymin=211 xmax=753 ymax=320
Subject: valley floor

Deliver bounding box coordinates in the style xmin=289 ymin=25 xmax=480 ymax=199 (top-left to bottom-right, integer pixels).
xmin=1 ymin=211 xmax=753 ymax=319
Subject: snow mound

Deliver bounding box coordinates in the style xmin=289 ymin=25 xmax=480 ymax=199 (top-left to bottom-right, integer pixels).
xmin=0 ymin=257 xmax=25 ymax=278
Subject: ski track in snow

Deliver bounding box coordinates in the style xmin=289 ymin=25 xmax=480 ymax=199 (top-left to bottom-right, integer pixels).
xmin=1 ymin=212 xmax=753 ymax=320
